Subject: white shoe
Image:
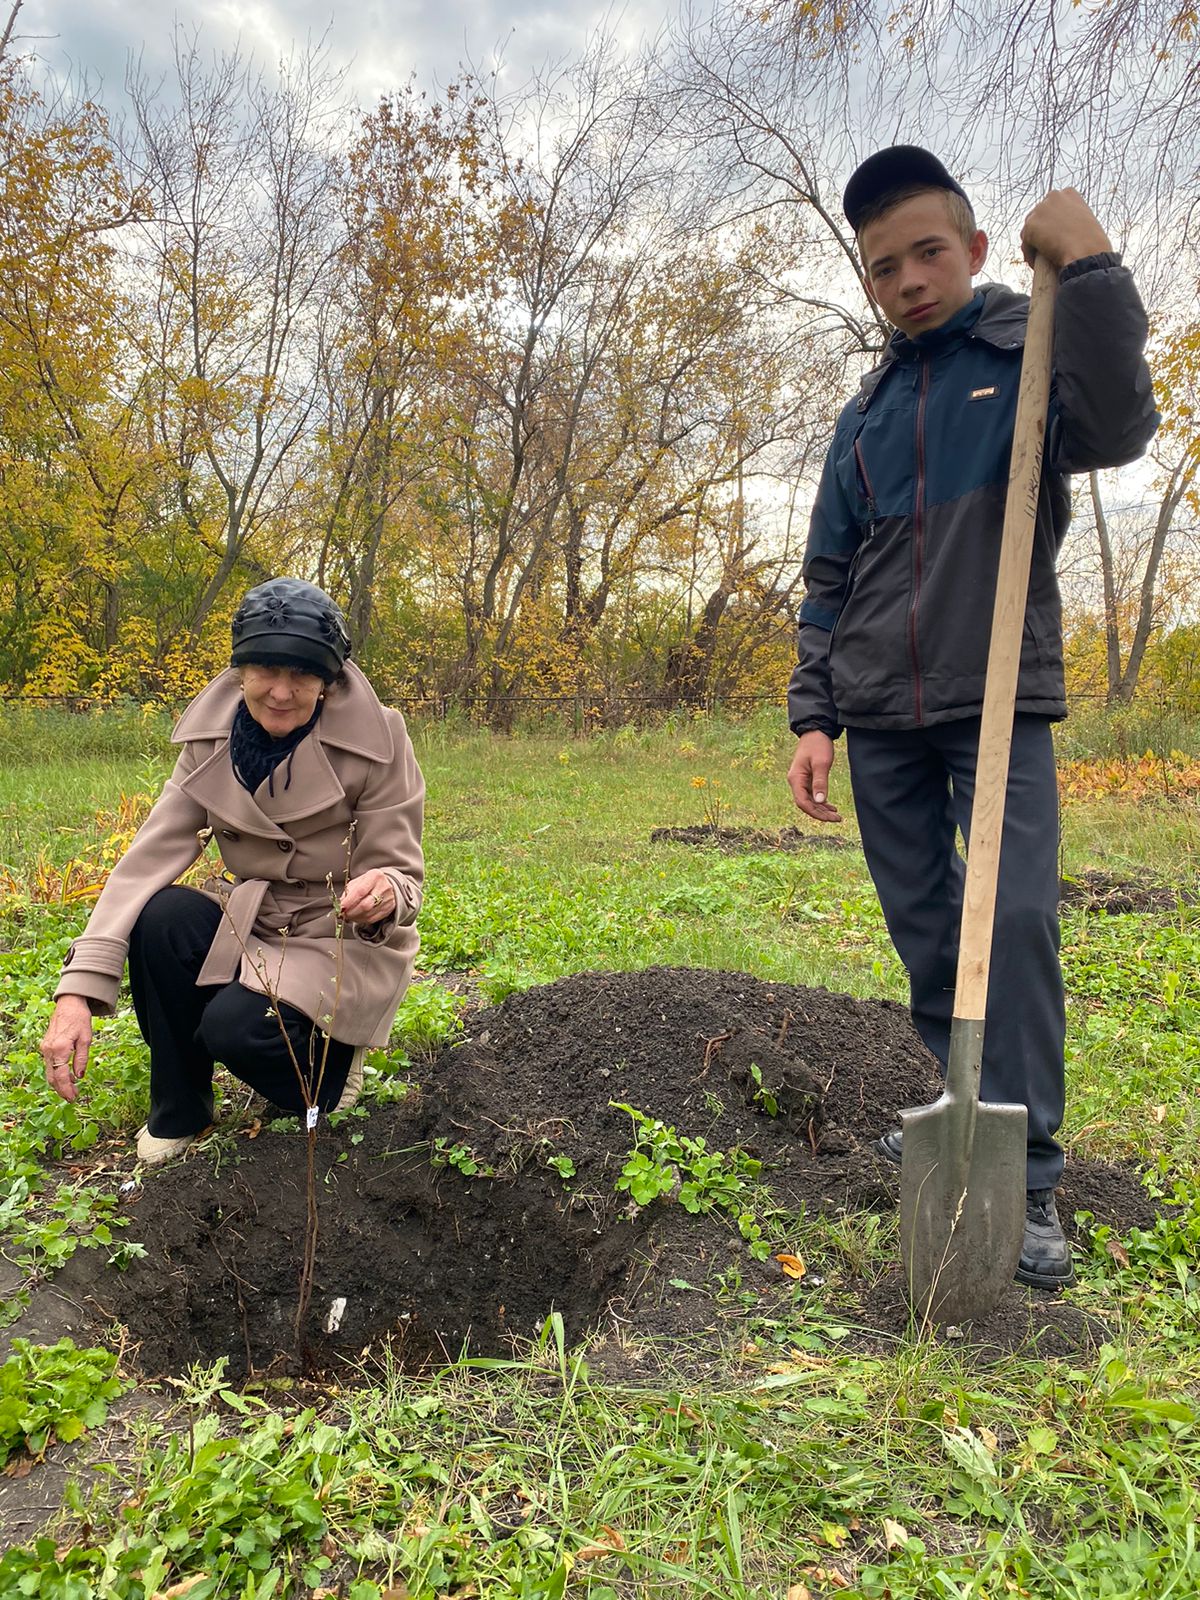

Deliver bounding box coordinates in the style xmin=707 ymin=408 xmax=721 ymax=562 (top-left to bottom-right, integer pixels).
xmin=333 ymin=1047 xmax=365 ymax=1113
xmin=136 ymin=1126 xmax=199 ymax=1165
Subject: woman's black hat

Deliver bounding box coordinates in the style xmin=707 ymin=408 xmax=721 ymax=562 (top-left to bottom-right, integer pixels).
xmin=230 ymin=578 xmax=351 ymax=683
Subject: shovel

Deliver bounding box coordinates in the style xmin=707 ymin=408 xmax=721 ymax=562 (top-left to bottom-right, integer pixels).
xmin=900 ymin=252 xmax=1059 ymax=1326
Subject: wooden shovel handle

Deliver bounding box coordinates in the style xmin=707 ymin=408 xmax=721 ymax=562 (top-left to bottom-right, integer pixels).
xmin=954 ymin=254 xmax=1058 ymax=1024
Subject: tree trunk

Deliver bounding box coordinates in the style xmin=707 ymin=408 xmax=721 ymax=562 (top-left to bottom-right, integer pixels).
xmin=1117 ymin=462 xmax=1191 ymax=703
xmin=1089 ymin=472 xmax=1124 ymax=703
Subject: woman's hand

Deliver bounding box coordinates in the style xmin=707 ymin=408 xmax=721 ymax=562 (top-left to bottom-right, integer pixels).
xmin=41 ymin=995 xmax=94 ymax=1103
xmin=339 ymin=869 xmax=396 ymax=927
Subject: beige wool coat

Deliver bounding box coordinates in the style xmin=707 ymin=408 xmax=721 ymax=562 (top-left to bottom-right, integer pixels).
xmin=55 ymin=662 xmax=424 ymax=1047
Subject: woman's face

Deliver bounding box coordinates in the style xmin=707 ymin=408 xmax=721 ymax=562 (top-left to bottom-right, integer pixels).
xmin=239 ymin=665 xmax=325 ymax=737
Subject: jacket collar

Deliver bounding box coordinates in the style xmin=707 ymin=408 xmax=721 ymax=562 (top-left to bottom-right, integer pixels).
xmin=172 ymin=660 xmax=396 ymax=834
xmin=172 ymin=660 xmax=395 ymax=762
xmin=855 ymin=283 xmax=1030 ymax=411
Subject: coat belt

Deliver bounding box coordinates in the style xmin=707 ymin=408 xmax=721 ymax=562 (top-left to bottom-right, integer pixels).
xmin=196 ymin=878 xmax=274 ymax=988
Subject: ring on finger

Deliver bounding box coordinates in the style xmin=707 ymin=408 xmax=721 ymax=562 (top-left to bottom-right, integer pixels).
xmin=371 ymin=891 xmax=383 ymax=907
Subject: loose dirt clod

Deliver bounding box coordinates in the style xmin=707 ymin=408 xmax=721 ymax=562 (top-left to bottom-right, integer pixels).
xmin=48 ymin=967 xmax=1160 ymax=1377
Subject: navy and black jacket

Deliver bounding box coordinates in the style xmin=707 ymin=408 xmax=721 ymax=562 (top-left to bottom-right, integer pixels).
xmin=787 ymin=255 xmax=1159 ymax=736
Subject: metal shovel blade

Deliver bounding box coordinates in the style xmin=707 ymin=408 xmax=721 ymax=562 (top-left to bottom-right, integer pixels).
xmin=900 ymin=1023 xmax=1027 ymax=1326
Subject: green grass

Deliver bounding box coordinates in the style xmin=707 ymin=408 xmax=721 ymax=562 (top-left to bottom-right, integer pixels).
xmin=1 ymin=712 xmax=1199 ymax=1596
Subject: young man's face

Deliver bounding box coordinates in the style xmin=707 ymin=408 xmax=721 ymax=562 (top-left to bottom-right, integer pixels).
xmin=860 ymin=192 xmax=988 ymax=338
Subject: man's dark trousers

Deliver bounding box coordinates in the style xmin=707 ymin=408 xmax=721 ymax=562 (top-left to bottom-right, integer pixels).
xmin=845 ymin=714 xmax=1065 ymax=1191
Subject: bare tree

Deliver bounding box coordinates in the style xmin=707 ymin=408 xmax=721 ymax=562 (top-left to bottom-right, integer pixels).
xmin=1081 ymin=449 xmax=1199 ymax=704
xmin=440 ymin=42 xmax=682 ymax=709
xmin=676 ymin=2 xmax=1196 ymax=710
xmin=0 ymin=2 xmax=22 ymax=64
xmin=123 ymin=32 xmax=347 ymax=634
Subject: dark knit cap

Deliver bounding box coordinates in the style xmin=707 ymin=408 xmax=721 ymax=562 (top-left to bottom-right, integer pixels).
xmin=230 ymin=578 xmax=351 ymax=683
xmin=843 ymin=145 xmax=972 ymax=232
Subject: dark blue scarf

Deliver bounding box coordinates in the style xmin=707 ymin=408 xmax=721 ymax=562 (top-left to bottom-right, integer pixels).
xmin=229 ymin=699 xmax=321 ymax=796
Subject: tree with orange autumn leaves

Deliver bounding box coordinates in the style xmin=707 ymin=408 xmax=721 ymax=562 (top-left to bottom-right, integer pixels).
xmin=0 ymin=10 xmax=1195 ymax=718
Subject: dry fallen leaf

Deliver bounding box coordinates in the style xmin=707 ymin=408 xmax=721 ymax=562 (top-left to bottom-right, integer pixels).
xmin=2 ymin=1456 xmax=33 ymax=1479
xmin=882 ymin=1517 xmax=909 ymax=1551
xmin=786 ymin=1585 xmax=813 ymax=1600
xmin=807 ymin=1569 xmax=850 ymax=1591
xmin=979 ymin=1425 xmax=999 ymax=1453
xmin=1106 ymin=1237 xmax=1131 ymax=1269
xmin=775 ymin=1252 xmax=806 ymax=1280
xmin=576 ymin=1525 xmax=627 ymax=1559
xmin=380 ymin=1588 xmax=412 ymax=1600
xmin=151 ymin=1578 xmax=210 ymax=1600
xmin=1152 ymin=1104 xmax=1167 ymax=1124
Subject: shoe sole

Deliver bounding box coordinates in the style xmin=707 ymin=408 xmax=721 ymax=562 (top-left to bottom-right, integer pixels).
xmin=1014 ymin=1263 xmax=1076 ymax=1290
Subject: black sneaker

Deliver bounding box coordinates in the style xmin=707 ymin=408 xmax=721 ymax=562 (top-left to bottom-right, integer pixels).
xmin=871 ymin=1128 xmax=904 ymax=1165
xmin=1016 ymin=1187 xmax=1075 ymax=1289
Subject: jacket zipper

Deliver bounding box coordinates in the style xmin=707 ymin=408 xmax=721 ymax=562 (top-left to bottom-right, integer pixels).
xmin=909 ymin=358 xmax=930 ymax=724
xmin=853 ymin=438 xmax=878 ymax=537
xmin=828 ymin=438 xmax=879 ymax=659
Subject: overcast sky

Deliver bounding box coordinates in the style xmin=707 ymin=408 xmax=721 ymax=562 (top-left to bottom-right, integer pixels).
xmin=19 ymin=0 xmax=675 ymax=109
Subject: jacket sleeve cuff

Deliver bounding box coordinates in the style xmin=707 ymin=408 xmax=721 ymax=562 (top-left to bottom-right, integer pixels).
xmin=787 ymin=623 xmax=842 ymax=739
xmin=55 ymin=935 xmax=129 ymax=1016
xmin=1059 ymin=251 xmax=1122 ymax=282
xmin=60 ymin=934 xmax=127 ymax=978
xmin=351 ymin=869 xmax=422 ymax=944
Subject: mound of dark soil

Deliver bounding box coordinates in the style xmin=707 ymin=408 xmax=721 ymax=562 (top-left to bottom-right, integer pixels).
xmin=48 ymin=968 xmax=1159 ymax=1379
xmin=1060 ymin=869 xmax=1197 ymax=914
xmin=651 ymin=824 xmax=851 ymax=853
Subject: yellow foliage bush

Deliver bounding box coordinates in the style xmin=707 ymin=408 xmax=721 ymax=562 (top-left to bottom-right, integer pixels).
xmin=90 ymin=621 xmax=227 ymax=702
xmin=22 ymin=613 xmax=103 ymax=697
xmin=1058 ymin=751 xmax=1200 ymax=803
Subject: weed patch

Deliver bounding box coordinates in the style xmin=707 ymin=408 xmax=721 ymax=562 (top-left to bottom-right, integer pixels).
xmin=4 ymin=721 xmax=1200 ymax=1597
xmin=0 ymin=1339 xmax=122 ymax=1462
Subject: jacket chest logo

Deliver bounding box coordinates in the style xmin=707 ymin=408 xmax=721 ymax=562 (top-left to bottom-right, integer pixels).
xmin=969 ymin=385 xmax=999 ymax=401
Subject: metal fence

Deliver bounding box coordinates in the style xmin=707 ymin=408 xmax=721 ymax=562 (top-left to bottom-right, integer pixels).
xmin=2 ymin=688 xmax=1199 ymax=726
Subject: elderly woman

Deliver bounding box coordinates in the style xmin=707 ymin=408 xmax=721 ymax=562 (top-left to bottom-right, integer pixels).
xmin=39 ymin=578 xmax=424 ymax=1164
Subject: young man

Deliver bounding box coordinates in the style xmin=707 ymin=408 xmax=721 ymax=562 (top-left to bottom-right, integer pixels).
xmin=787 ymin=146 xmax=1158 ymax=1288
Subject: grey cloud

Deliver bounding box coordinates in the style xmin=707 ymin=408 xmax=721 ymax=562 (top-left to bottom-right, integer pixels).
xmin=20 ymin=0 xmax=676 ymax=115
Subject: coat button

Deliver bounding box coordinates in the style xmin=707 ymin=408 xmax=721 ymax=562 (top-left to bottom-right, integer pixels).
xmin=220 ymin=828 xmax=239 ymax=841
xmin=277 ymin=839 xmax=293 ymax=852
